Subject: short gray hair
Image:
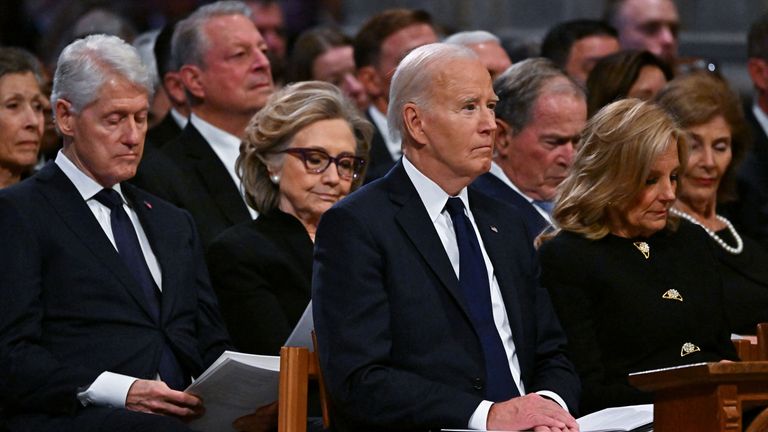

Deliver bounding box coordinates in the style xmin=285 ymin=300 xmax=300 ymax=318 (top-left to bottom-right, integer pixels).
xmin=172 ymin=1 xmax=253 ymax=70
xmin=444 ymin=30 xmax=500 ymax=46
xmin=51 ymin=34 xmax=153 ymax=117
xmin=387 ymin=43 xmax=477 ymax=141
xmin=494 ymin=57 xmax=584 ymax=134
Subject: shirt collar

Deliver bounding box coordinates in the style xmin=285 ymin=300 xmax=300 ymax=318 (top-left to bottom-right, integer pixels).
xmin=402 ymin=156 xmax=470 ymax=223
xmin=55 ymin=150 xmax=126 ymax=204
xmin=169 ymin=108 xmax=188 ymax=130
xmin=753 ymin=103 xmax=768 ymax=137
xmin=190 ymin=113 xmax=241 ymax=151
xmin=488 ymin=161 xmax=534 ymax=204
xmin=368 ymin=105 xmax=402 ymax=160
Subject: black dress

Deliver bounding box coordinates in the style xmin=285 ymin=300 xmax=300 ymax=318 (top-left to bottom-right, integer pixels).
xmin=207 ymin=209 xmax=313 ymax=355
xmin=539 ymin=221 xmax=737 ymax=415
xmin=710 ymin=227 xmax=768 ymax=334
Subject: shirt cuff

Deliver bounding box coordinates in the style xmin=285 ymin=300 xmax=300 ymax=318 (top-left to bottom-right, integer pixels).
xmin=468 ymin=400 xmax=494 ymax=429
xmin=536 ymin=390 xmax=569 ymax=412
xmin=76 ymin=371 xmax=138 ymax=408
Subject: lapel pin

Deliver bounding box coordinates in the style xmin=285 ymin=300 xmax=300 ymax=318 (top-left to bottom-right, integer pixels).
xmin=144 ymin=201 xmax=153 ymax=209
xmin=490 ymin=225 xmax=498 ymax=233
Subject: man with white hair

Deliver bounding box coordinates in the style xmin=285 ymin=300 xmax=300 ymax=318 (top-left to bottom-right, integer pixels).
xmin=0 ymin=34 xmax=235 ymax=431
xmin=134 ymin=0 xmax=273 ymax=247
xmin=444 ymin=30 xmax=513 ymax=79
xmin=313 ymin=43 xmax=580 ymax=432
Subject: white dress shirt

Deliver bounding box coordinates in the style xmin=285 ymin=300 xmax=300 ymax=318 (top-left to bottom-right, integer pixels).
xmin=190 ymin=113 xmax=258 ymax=220
xmin=169 ymin=107 xmax=188 ymax=130
xmin=403 ymin=157 xmax=567 ymax=429
xmin=56 ymin=151 xmax=162 ymax=408
xmin=754 ymin=104 xmax=768 ymax=138
xmin=368 ymin=105 xmax=402 ymax=161
xmin=488 ymin=161 xmax=552 ymax=224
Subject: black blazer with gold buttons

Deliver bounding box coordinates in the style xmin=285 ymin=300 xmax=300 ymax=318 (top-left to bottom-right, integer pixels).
xmin=539 ymin=220 xmax=738 ymax=415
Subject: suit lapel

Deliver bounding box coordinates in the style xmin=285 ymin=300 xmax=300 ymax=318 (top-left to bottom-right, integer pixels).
xmin=123 ymin=184 xmax=181 ymax=320
xmin=470 ymin=190 xmax=526 ymax=349
xmin=36 ymin=164 xmax=157 ymax=321
xmin=387 ymin=164 xmax=471 ymax=319
xmin=183 ymin=125 xmax=250 ymax=225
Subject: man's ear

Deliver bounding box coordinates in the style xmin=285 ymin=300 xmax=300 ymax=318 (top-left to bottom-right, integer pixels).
xmin=55 ymin=99 xmax=75 ymax=138
xmin=494 ymin=119 xmax=513 ymax=157
xmin=357 ymin=66 xmax=383 ymax=98
xmin=163 ymin=71 xmax=188 ymax=106
xmin=403 ymin=102 xmax=428 ymax=146
xmin=178 ymin=64 xmax=205 ymax=100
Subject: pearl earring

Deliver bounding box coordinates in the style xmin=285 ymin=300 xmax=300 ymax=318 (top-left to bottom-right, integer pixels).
xmin=270 ymin=174 xmax=280 ymax=184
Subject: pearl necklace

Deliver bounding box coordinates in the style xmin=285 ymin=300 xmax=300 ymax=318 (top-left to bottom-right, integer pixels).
xmin=669 ymin=207 xmax=744 ymax=255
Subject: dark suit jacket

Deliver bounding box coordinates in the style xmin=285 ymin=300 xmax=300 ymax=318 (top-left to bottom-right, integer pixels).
xmin=312 ymin=162 xmax=580 ymax=432
xmin=132 ymin=122 xmax=252 ymax=248
xmin=0 ymin=163 xmax=231 ymax=421
xmin=363 ymin=111 xmax=397 ymax=183
xmin=207 ymin=210 xmax=313 ymax=355
xmin=146 ymin=112 xmax=183 ymax=149
xmin=472 ymin=172 xmax=550 ymax=240
xmin=734 ymin=103 xmax=768 ymax=250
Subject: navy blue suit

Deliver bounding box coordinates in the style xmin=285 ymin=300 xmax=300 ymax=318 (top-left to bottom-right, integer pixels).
xmin=0 ymin=163 xmax=231 ymax=430
xmin=472 ymin=172 xmax=550 ymax=240
xmin=312 ymin=162 xmax=579 ymax=431
xmin=132 ymin=122 xmax=252 ymax=248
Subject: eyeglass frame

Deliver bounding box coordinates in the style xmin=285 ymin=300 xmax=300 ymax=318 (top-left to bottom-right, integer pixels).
xmin=277 ymin=147 xmax=366 ymax=180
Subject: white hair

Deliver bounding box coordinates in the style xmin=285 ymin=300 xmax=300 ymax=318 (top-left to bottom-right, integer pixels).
xmin=443 ymin=30 xmax=501 ymax=46
xmin=171 ymin=0 xmax=253 ymax=70
xmin=387 ymin=43 xmax=477 ymax=141
xmin=51 ymin=34 xmax=153 ymax=117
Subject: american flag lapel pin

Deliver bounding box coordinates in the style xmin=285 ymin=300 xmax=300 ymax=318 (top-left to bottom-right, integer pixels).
xmin=144 ymin=201 xmax=153 ymax=209
xmin=490 ymin=225 xmax=498 ymax=233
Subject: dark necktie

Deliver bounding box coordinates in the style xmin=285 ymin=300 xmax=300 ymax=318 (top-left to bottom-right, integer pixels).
xmin=445 ymin=197 xmax=519 ymax=402
xmin=93 ymin=188 xmax=188 ymax=390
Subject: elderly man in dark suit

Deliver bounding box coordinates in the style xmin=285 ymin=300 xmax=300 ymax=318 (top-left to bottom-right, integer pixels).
xmin=0 ymin=34 xmax=259 ymax=432
xmin=472 ymin=58 xmax=586 ymax=240
xmin=313 ymin=43 xmax=580 ymax=432
xmin=134 ymin=1 xmax=273 ymax=247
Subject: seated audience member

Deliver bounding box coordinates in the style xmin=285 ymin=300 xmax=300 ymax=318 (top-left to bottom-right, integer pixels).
xmin=207 ymin=81 xmax=371 ymax=355
xmin=145 ymin=22 xmax=189 ymax=148
xmin=540 ymin=19 xmax=620 ymax=86
xmin=0 ymin=47 xmax=45 ymax=189
xmin=444 ymin=30 xmax=513 ymax=79
xmin=0 ymin=34 xmax=278 ymax=432
xmin=354 ymin=8 xmax=438 ymax=182
xmin=472 ymin=58 xmax=586 ymax=240
xmin=655 ymin=72 xmax=768 ymax=334
xmin=538 ymin=99 xmax=738 ymax=415
xmin=133 ymin=29 xmax=169 ymax=129
xmin=133 ymin=0 xmax=274 ymax=248
xmin=286 ymin=27 xmax=369 ymax=111
xmin=586 ymin=50 xmax=672 ymax=116
xmin=313 ymin=43 xmax=580 ymax=432
xmin=603 ymin=0 xmax=679 ymax=66
xmin=737 ymin=12 xmax=768 ymax=250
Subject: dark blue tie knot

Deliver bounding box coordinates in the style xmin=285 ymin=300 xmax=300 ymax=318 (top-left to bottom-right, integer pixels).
xmin=445 ymin=197 xmax=466 ymax=219
xmin=93 ymin=188 xmax=123 ymax=211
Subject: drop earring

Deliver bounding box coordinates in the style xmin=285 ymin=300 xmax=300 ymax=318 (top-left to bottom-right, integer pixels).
xmin=270 ymin=174 xmax=280 ymax=184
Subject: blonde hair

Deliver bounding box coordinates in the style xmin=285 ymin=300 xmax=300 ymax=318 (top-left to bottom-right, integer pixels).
xmin=238 ymin=81 xmax=372 ymax=213
xmin=542 ymin=98 xmax=687 ymax=242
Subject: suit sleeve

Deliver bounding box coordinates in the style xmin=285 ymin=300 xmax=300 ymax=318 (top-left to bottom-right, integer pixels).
xmin=0 ymin=195 xmax=97 ymax=414
xmin=312 ymin=205 xmax=482 ymax=430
